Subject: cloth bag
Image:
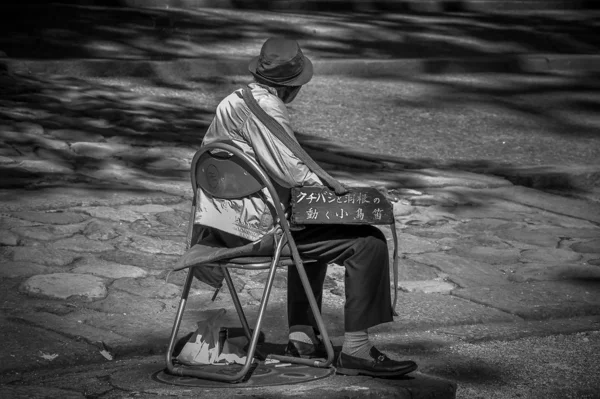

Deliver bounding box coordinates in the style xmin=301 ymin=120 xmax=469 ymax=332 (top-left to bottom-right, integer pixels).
xmin=176 ymin=308 xmax=248 ymax=365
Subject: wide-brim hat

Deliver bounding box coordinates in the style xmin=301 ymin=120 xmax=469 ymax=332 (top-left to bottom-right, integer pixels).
xmin=248 ymin=38 xmax=313 ymax=87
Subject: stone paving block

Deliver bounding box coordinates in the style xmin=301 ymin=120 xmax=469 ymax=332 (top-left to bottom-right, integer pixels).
xmin=49 ymin=235 xmax=115 ymax=253
xmin=10 ymin=210 xmax=90 ymax=225
xmin=396 ymin=232 xmax=440 ymax=254
xmin=0 ymin=386 xmax=84 ymax=399
xmin=20 ymin=273 xmax=108 ymax=301
xmin=506 ymin=262 xmax=600 ymax=283
xmin=0 ymin=155 xmax=16 ymax=164
xmin=520 ymin=248 xmax=582 ymax=263
xmin=0 ymin=187 xmax=185 ymax=212
xmin=128 ymin=234 xmax=186 ymax=255
xmin=10 ymin=246 xmax=81 ymax=266
xmin=72 ymin=258 xmax=148 ymax=279
xmin=538 ymin=226 xmax=600 ymax=239
xmin=15 ymin=159 xmax=74 ymax=174
xmin=82 ymin=220 xmax=119 ymax=240
xmin=34 ymin=147 xmax=72 ymax=164
xmin=571 ymin=239 xmax=600 ymax=254
xmin=398 ymin=280 xmax=456 ymax=294
xmin=0 ymin=125 xmax=41 ymax=143
xmin=0 ymin=216 xmax=41 ymax=229
xmin=452 ymin=234 xmax=515 ymax=250
xmin=451 ymin=245 xmax=522 ymax=265
xmin=453 ymin=281 xmax=600 ymax=320
xmin=0 ymin=229 xmax=19 ymax=245
xmin=374 ymin=292 xmax=522 ymax=333
xmin=48 ymin=129 xmax=105 ymax=142
xmin=129 ymin=178 xmax=191 ymax=198
xmin=0 ymin=261 xmax=51 ymax=278
xmin=398 ymin=207 xmax=458 ymax=227
xmin=402 ymin=224 xmax=460 ymax=240
xmin=170 ymin=201 xmax=193 ymax=212
xmin=493 ymin=227 xmax=561 ymax=248
xmin=408 ymin=252 xmax=509 ymax=288
xmin=396 ymin=168 xmax=512 ymax=189
xmin=100 ymin=250 xmax=179 ymax=270
xmin=118 ymin=204 xmax=175 ymax=214
xmin=144 ymin=158 xmax=186 ymax=170
xmin=84 ymin=289 xmax=166 ymax=315
xmin=12 ymin=222 xmax=87 ymax=241
xmin=0 ymin=145 xmax=20 ymax=157
xmin=156 ymin=209 xmax=190 ymax=229
xmin=70 ymin=142 xmax=131 ymax=158
xmin=489 ymin=186 xmax=600 ymax=224
xmin=393 ymin=200 xmax=414 ymax=216
xmin=116 ymin=146 xmax=194 ymax=161
xmin=129 ymin=219 xmax=186 ymax=237
xmin=111 ymin=276 xmax=180 ymax=299
xmin=75 ymin=206 xmax=143 ymax=222
xmin=453 ymin=219 xmax=522 ymax=234
xmin=33 ymin=135 xmax=70 ymax=151
xmin=399 ymin=258 xmax=441 ymax=281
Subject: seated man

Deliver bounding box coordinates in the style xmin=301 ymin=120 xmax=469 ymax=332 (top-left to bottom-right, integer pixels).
xmin=196 ymin=37 xmax=417 ymax=377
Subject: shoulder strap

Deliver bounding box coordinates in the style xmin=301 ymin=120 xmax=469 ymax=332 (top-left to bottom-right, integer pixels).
xmin=242 ymin=87 xmax=398 ymax=316
xmin=241 ymin=87 xmax=348 ymax=196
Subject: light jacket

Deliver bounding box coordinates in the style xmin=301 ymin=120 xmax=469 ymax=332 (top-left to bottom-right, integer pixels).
xmin=195 ymin=83 xmax=322 ymax=242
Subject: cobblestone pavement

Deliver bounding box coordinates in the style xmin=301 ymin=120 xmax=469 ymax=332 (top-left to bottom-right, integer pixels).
xmin=1 ymin=69 xmax=599 ymax=397
xmin=1 ymin=6 xmax=600 ymax=396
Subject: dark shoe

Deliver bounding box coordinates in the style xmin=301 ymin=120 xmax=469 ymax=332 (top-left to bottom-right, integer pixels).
xmin=285 ymin=339 xmax=327 ymax=359
xmin=335 ymin=347 xmax=417 ymax=377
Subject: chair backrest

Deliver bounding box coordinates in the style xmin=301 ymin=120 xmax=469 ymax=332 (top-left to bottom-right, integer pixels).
xmin=192 ymin=145 xmax=264 ymax=200
xmin=189 ymin=141 xmax=291 ymax=240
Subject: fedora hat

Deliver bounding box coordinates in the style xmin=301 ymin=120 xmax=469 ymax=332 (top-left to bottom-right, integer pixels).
xmin=248 ymin=38 xmax=313 ymax=87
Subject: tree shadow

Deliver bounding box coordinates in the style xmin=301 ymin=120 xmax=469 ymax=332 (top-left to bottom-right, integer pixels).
xmin=0 ymin=70 xmax=214 ymax=192
xmin=1 ymin=2 xmax=598 ymax=61
xmin=1 ymin=2 xmax=599 ymax=201
xmin=389 ymin=71 xmax=600 ymax=140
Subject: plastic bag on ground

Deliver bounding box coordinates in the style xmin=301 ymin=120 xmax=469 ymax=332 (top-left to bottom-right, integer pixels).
xmin=176 ymin=308 xmax=249 ymax=365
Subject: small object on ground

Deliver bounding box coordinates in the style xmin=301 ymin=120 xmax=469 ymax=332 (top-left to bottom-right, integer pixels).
xmin=39 ymin=351 xmax=58 ymax=361
xmin=100 ymin=349 xmax=113 ymax=360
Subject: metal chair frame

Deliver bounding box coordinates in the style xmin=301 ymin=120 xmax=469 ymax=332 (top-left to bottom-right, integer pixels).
xmin=165 ymin=142 xmax=335 ymax=383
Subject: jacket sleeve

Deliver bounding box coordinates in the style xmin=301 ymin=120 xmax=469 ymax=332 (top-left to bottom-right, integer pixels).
xmin=242 ymin=98 xmax=322 ymax=189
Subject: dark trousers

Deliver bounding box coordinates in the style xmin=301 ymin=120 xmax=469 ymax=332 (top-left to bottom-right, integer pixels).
xmin=289 ymin=224 xmax=394 ymax=332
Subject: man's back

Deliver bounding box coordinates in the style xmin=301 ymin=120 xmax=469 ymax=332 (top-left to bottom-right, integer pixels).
xmin=195 ymin=83 xmax=321 ymax=242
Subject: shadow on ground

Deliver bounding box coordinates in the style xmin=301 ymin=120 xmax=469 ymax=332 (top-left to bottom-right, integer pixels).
xmin=0 ymin=2 xmax=599 ymax=60
xmin=1 ymin=65 xmax=599 ymax=201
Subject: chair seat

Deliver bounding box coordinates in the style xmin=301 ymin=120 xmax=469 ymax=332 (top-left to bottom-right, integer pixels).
xmin=210 ymin=256 xmax=315 ymax=269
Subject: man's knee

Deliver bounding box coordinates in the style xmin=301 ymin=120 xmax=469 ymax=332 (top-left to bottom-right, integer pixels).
xmin=359 ymin=235 xmax=387 ymax=255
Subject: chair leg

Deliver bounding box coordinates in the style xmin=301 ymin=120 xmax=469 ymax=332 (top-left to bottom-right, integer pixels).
xmin=268 ymin=252 xmax=335 ymax=368
xmin=223 ymin=268 xmax=253 ymax=341
xmin=238 ymin=233 xmax=287 ymax=367
xmin=165 ymin=268 xmax=194 ymax=374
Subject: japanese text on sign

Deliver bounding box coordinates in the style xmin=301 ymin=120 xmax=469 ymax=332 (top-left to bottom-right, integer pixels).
xmin=291 ymin=186 xmax=393 ymax=225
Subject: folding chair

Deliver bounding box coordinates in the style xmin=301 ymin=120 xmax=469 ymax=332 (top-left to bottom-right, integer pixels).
xmin=165 ymin=141 xmax=335 ymax=383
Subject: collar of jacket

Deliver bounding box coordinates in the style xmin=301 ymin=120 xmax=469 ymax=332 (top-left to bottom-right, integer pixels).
xmin=248 ymin=82 xmax=279 ymax=97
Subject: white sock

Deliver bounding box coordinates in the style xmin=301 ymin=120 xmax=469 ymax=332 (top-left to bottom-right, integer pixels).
xmin=342 ymin=330 xmax=373 ymax=359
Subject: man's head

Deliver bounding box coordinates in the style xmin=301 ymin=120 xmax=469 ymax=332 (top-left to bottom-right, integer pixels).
xmin=248 ymin=38 xmax=313 ymax=103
